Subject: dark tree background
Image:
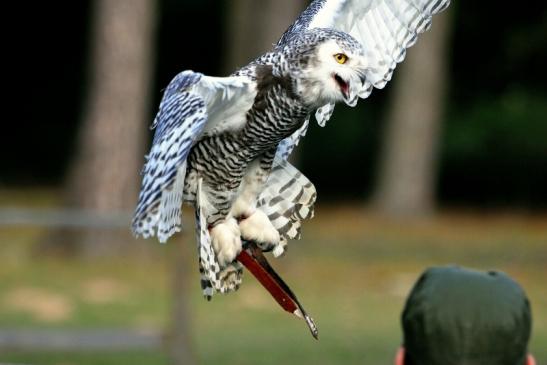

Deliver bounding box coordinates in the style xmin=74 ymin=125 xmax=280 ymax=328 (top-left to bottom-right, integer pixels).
xmin=4 ymin=0 xmax=547 ymax=209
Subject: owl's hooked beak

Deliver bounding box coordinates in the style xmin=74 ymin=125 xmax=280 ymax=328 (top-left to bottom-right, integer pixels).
xmin=334 ymin=74 xmax=349 ymax=97
xmin=334 ymin=73 xmax=360 ymax=107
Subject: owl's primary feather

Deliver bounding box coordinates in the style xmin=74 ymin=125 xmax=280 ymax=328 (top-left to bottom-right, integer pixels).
xmin=132 ymin=0 xmax=450 ymax=297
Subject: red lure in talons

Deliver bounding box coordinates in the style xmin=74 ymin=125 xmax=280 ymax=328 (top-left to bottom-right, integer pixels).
xmin=236 ymin=241 xmax=319 ymax=340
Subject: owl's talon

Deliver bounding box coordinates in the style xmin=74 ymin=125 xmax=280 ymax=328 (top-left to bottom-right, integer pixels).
xmin=210 ymin=218 xmax=242 ymax=267
xmin=239 ymin=210 xmax=280 ymax=249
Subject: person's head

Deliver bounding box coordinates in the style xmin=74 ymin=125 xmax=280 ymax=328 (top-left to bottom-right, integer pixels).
xmin=396 ymin=266 xmax=535 ymax=365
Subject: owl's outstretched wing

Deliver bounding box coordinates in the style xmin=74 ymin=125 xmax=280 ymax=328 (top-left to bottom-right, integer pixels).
xmin=132 ymin=71 xmax=256 ymax=242
xmin=278 ymin=0 xmax=450 ymax=129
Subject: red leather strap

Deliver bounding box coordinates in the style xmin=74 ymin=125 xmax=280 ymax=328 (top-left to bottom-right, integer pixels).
xmin=237 ymin=249 xmax=298 ymax=314
xmin=236 ymin=243 xmax=319 ymax=340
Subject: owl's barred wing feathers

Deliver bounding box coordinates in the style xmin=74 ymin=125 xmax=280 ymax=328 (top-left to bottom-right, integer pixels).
xmin=132 ymin=72 xmax=205 ymax=242
xmin=258 ymin=157 xmax=317 ymax=244
xmin=331 ymin=0 xmax=450 ymax=90
xmin=132 ymin=71 xmax=256 ymax=242
xmin=279 ymin=0 xmax=450 ymax=128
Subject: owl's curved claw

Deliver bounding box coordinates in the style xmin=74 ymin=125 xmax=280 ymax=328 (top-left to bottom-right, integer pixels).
xmin=210 ymin=218 xmax=242 ymax=267
xmin=239 ymin=210 xmax=280 ymax=249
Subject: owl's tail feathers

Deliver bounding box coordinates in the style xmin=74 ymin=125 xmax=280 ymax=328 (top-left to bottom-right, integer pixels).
xmin=195 ymin=178 xmax=242 ymax=299
xmin=258 ymin=157 xmax=317 ymax=244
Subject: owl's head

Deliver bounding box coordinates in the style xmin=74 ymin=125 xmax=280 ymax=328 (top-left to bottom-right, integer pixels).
xmin=285 ymin=29 xmax=368 ymax=108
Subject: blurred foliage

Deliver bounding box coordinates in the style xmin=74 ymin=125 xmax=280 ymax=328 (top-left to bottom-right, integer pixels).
xmin=440 ymin=91 xmax=547 ymax=207
xmin=4 ymin=0 xmax=546 ymax=208
xmin=300 ymin=94 xmax=387 ymax=202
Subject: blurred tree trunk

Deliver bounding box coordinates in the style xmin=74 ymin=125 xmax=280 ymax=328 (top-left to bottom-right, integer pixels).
xmin=169 ymin=240 xmax=197 ymax=365
xmin=224 ymin=0 xmax=307 ymax=72
xmin=60 ymin=0 xmax=157 ymax=256
xmin=373 ymin=11 xmax=452 ymax=218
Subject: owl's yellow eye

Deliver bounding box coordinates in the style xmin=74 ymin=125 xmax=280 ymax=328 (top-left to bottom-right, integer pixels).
xmin=334 ymin=53 xmax=348 ymax=64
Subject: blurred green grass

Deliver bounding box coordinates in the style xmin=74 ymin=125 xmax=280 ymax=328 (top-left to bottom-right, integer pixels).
xmin=0 ymin=193 xmax=546 ymax=364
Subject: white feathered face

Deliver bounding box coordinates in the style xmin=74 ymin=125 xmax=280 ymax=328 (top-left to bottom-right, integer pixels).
xmin=299 ymin=40 xmax=367 ymax=108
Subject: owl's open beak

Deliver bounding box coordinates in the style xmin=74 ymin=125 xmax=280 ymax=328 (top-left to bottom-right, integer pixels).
xmin=237 ymin=241 xmax=319 ymax=340
xmin=334 ymin=74 xmax=350 ymax=99
xmin=334 ymin=73 xmax=359 ymax=107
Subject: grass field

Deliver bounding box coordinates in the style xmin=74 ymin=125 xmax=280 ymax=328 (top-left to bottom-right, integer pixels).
xmin=0 ymin=195 xmax=546 ymax=364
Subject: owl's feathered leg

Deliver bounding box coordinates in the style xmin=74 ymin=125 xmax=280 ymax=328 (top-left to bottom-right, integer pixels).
xmin=239 ymin=211 xmax=281 ymax=252
xmin=231 ymin=149 xmax=284 ymax=255
xmin=196 ymin=178 xmax=242 ymax=297
xmin=201 ymin=181 xmax=243 ymax=268
xmin=210 ymin=218 xmax=242 ymax=267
